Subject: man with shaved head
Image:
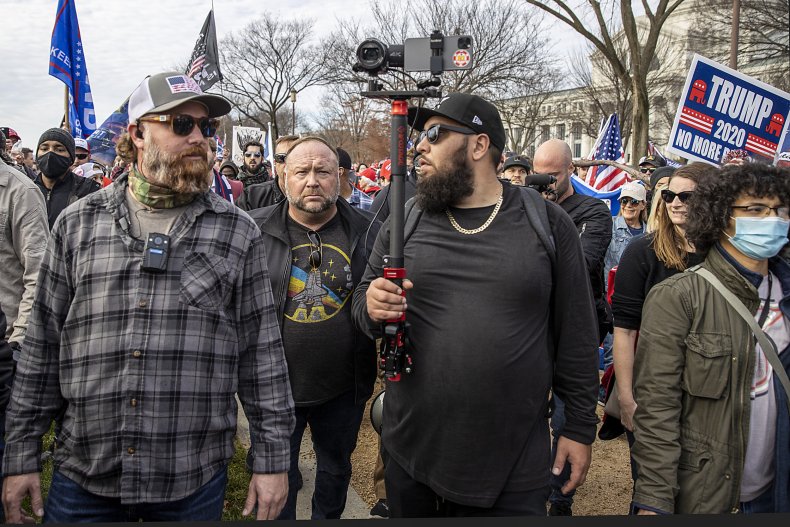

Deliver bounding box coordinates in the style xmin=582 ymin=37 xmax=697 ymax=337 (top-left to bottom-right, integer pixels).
xmin=533 ymin=139 xmax=612 ymax=516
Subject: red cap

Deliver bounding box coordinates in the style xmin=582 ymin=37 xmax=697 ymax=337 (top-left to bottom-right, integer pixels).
xmin=380 ymin=159 xmax=392 ymax=181
xmin=1 ymin=127 xmax=20 ymax=141
xmin=359 ymin=168 xmax=377 ymax=180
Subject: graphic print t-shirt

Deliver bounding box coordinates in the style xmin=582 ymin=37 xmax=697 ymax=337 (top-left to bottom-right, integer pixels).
xmin=741 ymin=273 xmax=789 ymax=501
xmin=281 ymin=214 xmax=355 ymax=406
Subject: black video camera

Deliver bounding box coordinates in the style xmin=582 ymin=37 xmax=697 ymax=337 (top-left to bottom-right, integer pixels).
xmin=524 ymin=173 xmax=557 ymax=194
xmin=352 ymin=30 xmax=473 ymax=77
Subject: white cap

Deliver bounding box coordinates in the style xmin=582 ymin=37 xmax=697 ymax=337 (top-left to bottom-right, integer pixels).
xmin=74 ymin=137 xmax=89 ymax=151
xmin=619 ymin=181 xmax=646 ymax=202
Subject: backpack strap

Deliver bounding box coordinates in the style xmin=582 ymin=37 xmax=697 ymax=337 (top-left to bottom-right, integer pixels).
xmin=403 ymin=197 xmax=423 ymax=245
xmin=518 ymin=186 xmax=556 ymax=265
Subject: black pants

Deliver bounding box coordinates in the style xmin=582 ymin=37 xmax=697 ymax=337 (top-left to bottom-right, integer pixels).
xmin=383 ymin=451 xmax=549 ymax=517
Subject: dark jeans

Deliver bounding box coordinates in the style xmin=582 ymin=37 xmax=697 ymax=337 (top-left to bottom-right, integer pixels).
xmin=383 ymin=451 xmax=549 ymax=517
xmin=548 ymin=395 xmax=574 ymax=507
xmin=277 ymin=390 xmax=365 ymax=520
xmin=740 ymin=484 xmax=775 ymax=514
xmin=43 ymin=466 xmax=227 ymax=522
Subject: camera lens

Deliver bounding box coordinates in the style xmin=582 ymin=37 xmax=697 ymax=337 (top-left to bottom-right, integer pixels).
xmin=457 ymin=36 xmax=472 ymax=49
xmin=356 ymin=39 xmax=387 ymax=71
xmin=154 ymin=236 xmax=163 ymax=245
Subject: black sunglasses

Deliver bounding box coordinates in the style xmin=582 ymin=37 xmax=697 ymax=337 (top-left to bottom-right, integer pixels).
xmin=661 ymin=190 xmax=694 ymax=204
xmin=418 ymin=123 xmax=477 ymax=145
xmin=245 ymin=152 xmax=262 ymax=158
xmin=75 ymin=153 xmax=89 ymax=160
xmin=138 ymin=114 xmax=219 ymax=138
xmin=619 ymin=197 xmax=642 ymax=207
xmin=274 ymin=153 xmax=287 ymax=163
xmin=307 ymin=230 xmax=322 ymax=269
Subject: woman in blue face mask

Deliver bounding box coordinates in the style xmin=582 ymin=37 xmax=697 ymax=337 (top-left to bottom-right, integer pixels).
xmin=630 ymin=163 xmax=790 ymax=515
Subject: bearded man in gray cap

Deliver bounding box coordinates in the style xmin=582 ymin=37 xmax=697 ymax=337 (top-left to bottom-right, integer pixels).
xmin=2 ymin=72 xmax=295 ymax=523
xmin=32 ymin=128 xmax=101 ymax=229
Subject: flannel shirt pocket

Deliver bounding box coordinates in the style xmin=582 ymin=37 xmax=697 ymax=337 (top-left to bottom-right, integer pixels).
xmin=180 ymin=252 xmax=231 ymax=311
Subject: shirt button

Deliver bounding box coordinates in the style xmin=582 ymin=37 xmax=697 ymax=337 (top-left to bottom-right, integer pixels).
xmin=138 ymin=299 xmax=148 ymax=308
xmin=724 ymin=473 xmax=731 ymax=479
xmin=130 ymin=399 xmax=137 ymax=407
xmin=133 ymin=350 xmax=142 ymax=358
xmin=127 ymin=447 xmax=135 ymax=455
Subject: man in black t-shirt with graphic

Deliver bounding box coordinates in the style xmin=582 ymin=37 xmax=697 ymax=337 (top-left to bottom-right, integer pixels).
xmin=354 ymin=93 xmax=599 ymax=517
xmin=248 ymin=136 xmax=379 ymax=520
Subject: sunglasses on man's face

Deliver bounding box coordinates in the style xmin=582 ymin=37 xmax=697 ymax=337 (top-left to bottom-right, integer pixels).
xmin=274 ymin=153 xmax=287 ymax=164
xmin=661 ymin=190 xmax=694 ymax=204
xmin=138 ymin=114 xmax=219 ymax=138
xmin=245 ymin=152 xmax=262 ymax=159
xmin=640 ymin=167 xmax=656 ymax=174
xmin=418 ymin=123 xmax=477 ymax=145
xmin=75 ymin=153 xmax=89 ymax=160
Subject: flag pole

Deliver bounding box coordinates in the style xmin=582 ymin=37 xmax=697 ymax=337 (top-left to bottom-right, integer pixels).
xmin=63 ymin=86 xmax=71 ymax=133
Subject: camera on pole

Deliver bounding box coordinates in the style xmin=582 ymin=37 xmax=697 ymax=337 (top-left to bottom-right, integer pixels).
xmin=353 ymin=30 xmax=473 ymax=382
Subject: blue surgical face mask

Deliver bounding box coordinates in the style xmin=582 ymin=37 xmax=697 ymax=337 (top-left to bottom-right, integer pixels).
xmin=727 ymin=216 xmax=790 ymax=260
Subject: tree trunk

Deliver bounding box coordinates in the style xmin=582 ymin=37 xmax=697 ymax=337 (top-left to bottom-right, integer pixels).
xmin=630 ymin=78 xmax=650 ymax=164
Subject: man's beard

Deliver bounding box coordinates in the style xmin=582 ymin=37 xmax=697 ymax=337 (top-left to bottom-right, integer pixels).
xmin=141 ymin=139 xmax=211 ymax=194
xmin=285 ymin=177 xmax=340 ymax=215
xmin=415 ymin=142 xmax=475 ymax=213
xmin=244 ymin=161 xmax=264 ymax=174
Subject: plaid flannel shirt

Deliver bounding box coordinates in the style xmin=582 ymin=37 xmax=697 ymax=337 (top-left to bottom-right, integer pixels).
xmin=2 ymin=174 xmax=295 ymax=503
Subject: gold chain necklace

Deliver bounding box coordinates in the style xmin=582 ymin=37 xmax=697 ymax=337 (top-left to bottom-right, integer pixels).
xmin=445 ymin=188 xmax=504 ymax=235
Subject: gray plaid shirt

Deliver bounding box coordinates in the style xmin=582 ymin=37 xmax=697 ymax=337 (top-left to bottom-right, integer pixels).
xmin=2 ymin=174 xmax=295 ymax=503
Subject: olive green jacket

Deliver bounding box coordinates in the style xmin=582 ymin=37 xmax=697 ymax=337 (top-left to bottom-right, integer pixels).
xmin=632 ymin=246 xmax=788 ymax=514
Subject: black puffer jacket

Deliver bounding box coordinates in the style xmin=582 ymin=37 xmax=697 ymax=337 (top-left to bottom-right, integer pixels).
xmin=34 ymin=171 xmax=101 ymax=229
xmin=236 ymin=178 xmax=285 ymax=211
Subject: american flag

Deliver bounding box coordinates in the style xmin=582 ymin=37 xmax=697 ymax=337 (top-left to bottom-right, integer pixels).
xmin=586 ymin=113 xmax=628 ymax=192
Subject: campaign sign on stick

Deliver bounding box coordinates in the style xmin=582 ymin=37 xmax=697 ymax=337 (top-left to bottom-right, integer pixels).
xmin=666 ymin=54 xmax=790 ymax=166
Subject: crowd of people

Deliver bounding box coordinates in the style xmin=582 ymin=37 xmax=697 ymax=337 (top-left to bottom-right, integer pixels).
xmin=0 ymin=70 xmax=789 ymax=522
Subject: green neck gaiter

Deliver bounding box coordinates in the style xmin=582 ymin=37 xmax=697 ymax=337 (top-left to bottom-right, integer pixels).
xmin=127 ymin=165 xmax=197 ymax=209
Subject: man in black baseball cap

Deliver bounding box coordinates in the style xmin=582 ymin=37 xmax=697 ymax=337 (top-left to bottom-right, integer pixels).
xmin=501 ymin=155 xmax=532 ymax=186
xmin=356 ymin=92 xmax=599 ymax=518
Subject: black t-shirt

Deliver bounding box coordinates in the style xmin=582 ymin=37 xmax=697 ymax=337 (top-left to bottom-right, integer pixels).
xmin=281 ymin=214 xmax=355 ymax=405
xmin=382 ymin=183 xmax=556 ymax=506
xmin=611 ymin=232 xmax=705 ymax=330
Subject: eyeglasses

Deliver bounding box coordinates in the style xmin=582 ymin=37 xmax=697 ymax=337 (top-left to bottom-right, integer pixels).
xmin=731 ymin=204 xmax=790 ymax=219
xmin=307 ymin=230 xmax=322 ymax=269
xmin=418 ymin=123 xmax=477 ymax=145
xmin=75 ymin=153 xmax=89 ymax=160
xmin=245 ymin=152 xmax=262 ymax=159
xmin=619 ymin=197 xmax=642 ymax=207
xmin=661 ymin=190 xmax=694 ymax=204
xmin=137 ymin=114 xmax=219 ymax=138
xmin=274 ymin=153 xmax=287 ymax=163
xmin=640 ymin=167 xmax=656 ymax=174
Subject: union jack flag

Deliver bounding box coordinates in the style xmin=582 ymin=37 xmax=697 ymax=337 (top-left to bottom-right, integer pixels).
xmin=586 ymin=113 xmax=628 ymax=192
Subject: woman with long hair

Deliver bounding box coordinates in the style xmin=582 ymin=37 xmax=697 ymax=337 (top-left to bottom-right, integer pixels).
xmin=632 ymin=163 xmax=790 ymax=514
xmin=608 ymin=162 xmax=719 ymax=471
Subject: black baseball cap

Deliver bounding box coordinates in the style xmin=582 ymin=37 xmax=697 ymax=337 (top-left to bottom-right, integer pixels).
xmin=408 ymin=93 xmax=507 ymax=151
xmin=502 ymin=155 xmax=532 ymax=172
xmin=336 ymin=147 xmax=352 ymax=170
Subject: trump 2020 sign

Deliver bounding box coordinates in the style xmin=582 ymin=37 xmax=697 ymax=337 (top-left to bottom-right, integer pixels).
xmin=667 ymin=54 xmax=790 ymax=166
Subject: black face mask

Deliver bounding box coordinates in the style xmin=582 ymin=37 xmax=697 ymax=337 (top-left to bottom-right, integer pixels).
xmin=36 ymin=152 xmax=72 ymax=179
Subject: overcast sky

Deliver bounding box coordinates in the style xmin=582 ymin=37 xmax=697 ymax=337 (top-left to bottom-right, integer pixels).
xmin=1 ymin=0 xmax=583 ymax=149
